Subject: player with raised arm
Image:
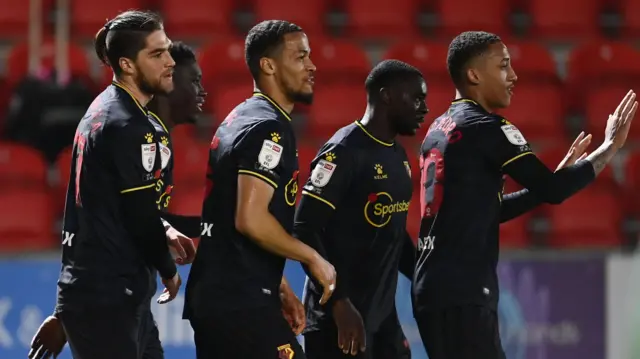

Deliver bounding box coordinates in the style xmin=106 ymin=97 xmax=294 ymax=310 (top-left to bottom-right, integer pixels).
xmin=294 ymin=60 xmax=425 ymax=359
xmin=413 ymin=31 xmax=637 ymax=359
xmin=28 ymin=40 xmax=206 ymax=359
xmin=31 ymin=11 xmax=198 ymax=359
xmin=183 ymin=20 xmax=336 ymax=359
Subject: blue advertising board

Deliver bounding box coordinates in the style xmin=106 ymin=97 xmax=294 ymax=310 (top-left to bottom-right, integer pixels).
xmin=0 ymin=257 xmax=604 ymax=359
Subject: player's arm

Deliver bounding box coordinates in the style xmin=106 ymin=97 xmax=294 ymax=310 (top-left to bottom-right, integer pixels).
xmin=234 ymin=120 xmax=336 ymax=301
xmin=480 ymin=119 xmax=597 ymax=205
xmin=398 ymin=231 xmax=416 ymax=279
xmin=106 ymin=122 xmax=177 ymax=280
xmin=294 ymin=145 xmax=354 ymax=304
xmin=499 ymin=189 xmax=540 ymax=222
xmin=499 ymin=131 xmax=593 ymax=222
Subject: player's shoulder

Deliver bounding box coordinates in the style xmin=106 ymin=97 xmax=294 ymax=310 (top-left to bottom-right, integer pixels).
xmin=325 ymin=122 xmax=371 ymax=149
xmin=235 ymin=94 xmax=282 ymax=121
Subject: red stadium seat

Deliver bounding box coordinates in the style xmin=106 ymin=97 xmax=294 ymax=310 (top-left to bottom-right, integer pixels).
xmin=307 ymin=85 xmax=366 ymax=139
xmin=623 ymin=152 xmax=640 ymax=213
xmin=620 ymin=0 xmax=640 ymax=38
xmin=0 ymin=190 xmax=55 ymax=251
xmin=210 ymin=83 xmax=254 ymax=124
xmin=253 ymin=0 xmax=326 ymax=36
xmin=406 ymin=192 xmax=421 ymax=242
xmin=424 ymin=81 xmax=457 ymax=123
xmin=0 ymin=0 xmax=54 ymax=38
xmin=6 ymin=39 xmax=91 ymax=87
xmin=310 ymin=39 xmax=370 ymax=85
xmin=437 ymin=0 xmax=510 ymax=38
xmin=160 ymin=0 xmax=235 ymax=39
xmin=499 ymin=213 xmax=531 ymax=248
xmin=170 ymin=187 xmax=205 ymax=217
xmin=528 ymin=0 xmax=600 ymax=40
xmin=170 ymin=124 xmax=197 ymax=146
xmin=547 ymin=187 xmax=622 ymax=247
xmin=70 ymin=0 xmax=145 ymax=39
xmin=345 ymin=0 xmax=419 ymax=39
xmin=506 ymin=41 xmax=558 ymax=82
xmin=503 ymin=175 xmax=523 ymax=193
xmin=498 ymin=83 xmax=566 ymax=145
xmin=54 ymin=147 xmax=74 ymax=213
xmin=0 ymin=142 xmax=48 ymax=186
xmin=566 ymin=41 xmax=640 ymax=110
xmin=382 ymin=42 xmax=450 ymax=82
xmin=172 ymin=141 xmax=210 ymax=188
xmin=298 ymin=143 xmax=318 ymax=188
xmin=585 ymin=85 xmax=640 ymax=143
xmin=198 ymin=39 xmax=253 ymax=96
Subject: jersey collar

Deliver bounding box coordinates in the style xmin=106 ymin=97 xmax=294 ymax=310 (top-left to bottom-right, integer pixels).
xmin=252 ymin=92 xmax=292 ymax=122
xmin=354 ymin=120 xmax=394 ymax=147
xmin=148 ymin=111 xmax=169 ymax=133
xmin=451 ymin=98 xmax=480 ymax=107
xmin=112 ymin=81 xmax=149 ymax=117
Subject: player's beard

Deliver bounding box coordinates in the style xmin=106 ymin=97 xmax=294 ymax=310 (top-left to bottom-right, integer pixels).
xmin=136 ymin=70 xmax=166 ymax=96
xmin=288 ymin=88 xmax=313 ymax=105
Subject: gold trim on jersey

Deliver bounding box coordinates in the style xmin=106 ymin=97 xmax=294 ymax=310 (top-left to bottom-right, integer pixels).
xmin=502 ymin=152 xmax=533 ymax=168
xmin=252 ymin=92 xmax=292 ymax=122
xmin=120 ymin=183 xmax=156 ymax=194
xmin=238 ymin=169 xmax=278 ymax=188
xmin=112 ymin=81 xmax=148 ymax=116
xmin=451 ymin=98 xmax=479 ymax=106
xmin=148 ymin=111 xmax=169 ymax=133
xmin=302 ymin=190 xmax=336 ymax=210
xmin=354 ymin=121 xmax=393 ymax=147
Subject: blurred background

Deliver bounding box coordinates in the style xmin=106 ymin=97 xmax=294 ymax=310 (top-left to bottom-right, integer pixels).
xmin=1 ymin=0 xmax=640 ymax=358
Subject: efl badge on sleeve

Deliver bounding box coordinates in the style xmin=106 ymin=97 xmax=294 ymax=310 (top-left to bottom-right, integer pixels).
xmin=159 ymin=143 xmax=172 ymax=169
xmin=500 ymin=125 xmax=527 ymax=145
xmin=258 ymin=140 xmax=283 ymax=170
xmin=141 ymin=143 xmax=157 ymax=172
xmin=310 ymin=159 xmax=336 ymax=188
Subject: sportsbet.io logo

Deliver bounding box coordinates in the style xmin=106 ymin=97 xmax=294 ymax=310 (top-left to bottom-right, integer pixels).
xmin=364 ymin=192 xmax=410 ymax=228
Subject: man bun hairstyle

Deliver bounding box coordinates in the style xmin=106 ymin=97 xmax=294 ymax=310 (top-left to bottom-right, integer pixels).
xmin=94 ymin=10 xmax=164 ymax=77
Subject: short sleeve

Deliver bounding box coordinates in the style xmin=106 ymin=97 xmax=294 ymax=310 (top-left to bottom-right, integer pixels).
xmin=478 ymin=117 xmax=534 ymax=168
xmin=235 ymin=120 xmax=288 ymax=189
xmin=301 ymin=143 xmax=354 ymax=210
xmin=105 ymin=121 xmax=158 ymax=194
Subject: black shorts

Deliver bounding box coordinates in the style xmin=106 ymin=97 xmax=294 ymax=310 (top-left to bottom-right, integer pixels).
xmin=415 ymin=305 xmax=505 ymax=359
xmin=303 ymin=312 xmax=411 ymax=359
xmin=59 ymin=304 xmax=163 ymax=359
xmin=189 ymin=305 xmax=305 ymax=359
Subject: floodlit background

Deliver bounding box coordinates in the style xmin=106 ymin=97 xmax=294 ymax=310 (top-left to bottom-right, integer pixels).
xmin=1 ymin=0 xmax=640 ymax=358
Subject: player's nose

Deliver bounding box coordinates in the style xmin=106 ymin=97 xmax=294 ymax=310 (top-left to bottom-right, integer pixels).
xmin=306 ymin=59 xmax=317 ymax=72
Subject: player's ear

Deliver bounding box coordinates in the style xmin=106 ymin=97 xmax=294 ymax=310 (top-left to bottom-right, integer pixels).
xmin=119 ymin=57 xmax=136 ymax=76
xmin=259 ymin=57 xmax=276 ymax=76
xmin=466 ymin=68 xmax=481 ymax=86
xmin=379 ymin=87 xmax=391 ymax=104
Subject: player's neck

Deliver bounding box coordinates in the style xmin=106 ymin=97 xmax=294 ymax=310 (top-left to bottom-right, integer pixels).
xmin=255 ymin=83 xmax=294 ymax=114
xmin=115 ymin=77 xmax=153 ymax=107
xmin=454 ymin=89 xmax=494 ymax=114
xmin=360 ymin=105 xmax=396 ymax=143
xmin=147 ymin=97 xmax=175 ymax=129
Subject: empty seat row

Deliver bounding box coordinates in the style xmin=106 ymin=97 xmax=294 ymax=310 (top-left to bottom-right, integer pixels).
xmin=3 ymin=0 xmax=640 ymax=40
